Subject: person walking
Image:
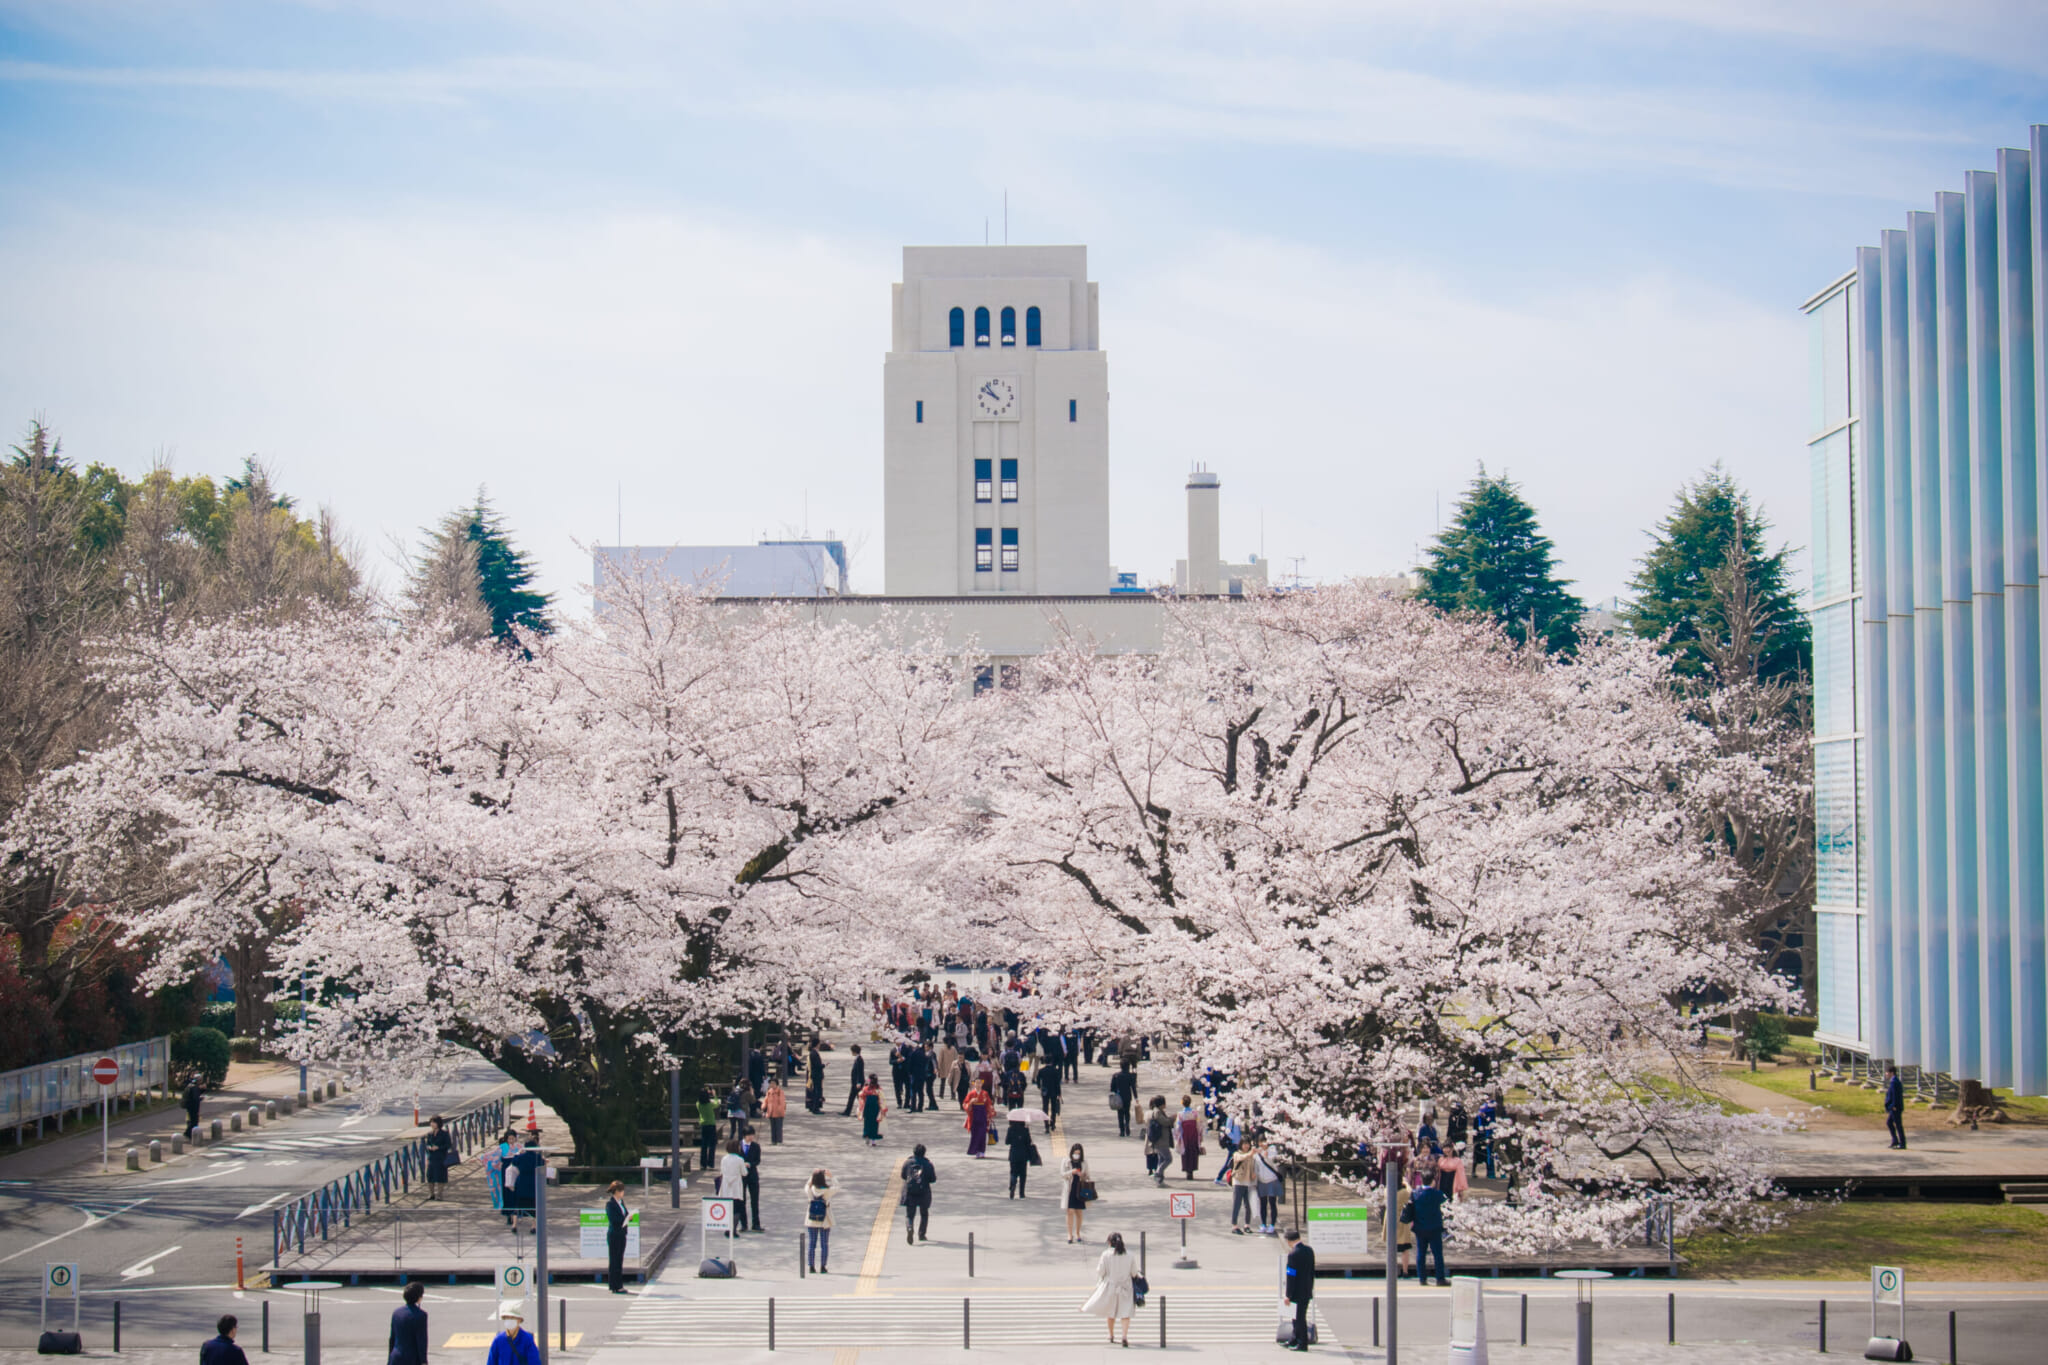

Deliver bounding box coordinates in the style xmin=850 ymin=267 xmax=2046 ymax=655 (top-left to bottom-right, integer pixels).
xmin=804 ymin=1169 xmax=835 ymax=1273
xmin=201 ymin=1315 xmax=249 ymax=1365
xmin=900 ymin=1143 xmax=937 ymax=1244
xmin=889 ymin=1044 xmax=908 ymax=1110
xmin=1109 ymin=1062 xmax=1137 ymax=1137
xmin=763 ymin=1079 xmax=787 ymax=1145
xmin=842 ymin=1046 xmax=867 ymax=1117
xmin=1144 ymin=1098 xmax=1172 ymax=1186
xmin=860 ymin=1077 xmax=886 ymax=1146
xmin=486 ymin=1306 xmax=540 ymax=1365
xmin=182 ymin=1074 xmax=204 ymax=1141
xmin=1061 ymin=1142 xmax=1093 ymax=1243
xmin=1403 ymin=1179 xmax=1448 ymax=1285
xmin=388 ymin=1282 xmax=430 ymax=1365
xmin=1175 ymin=1096 xmax=1204 ymax=1179
xmin=806 ymin=1043 xmax=826 ymax=1114
xmin=604 ymin=1181 xmax=631 ymax=1293
xmin=963 ymin=1078 xmax=994 ymax=1157
xmin=423 ymin=1115 xmax=457 ymax=1201
xmin=1884 ymin=1065 xmax=1908 ymax=1149
xmin=1083 ymin=1231 xmax=1138 ymax=1347
xmin=1282 ymin=1229 xmax=1316 ymax=1351
xmin=1473 ymin=1095 xmax=1497 ymax=1180
xmin=717 ymin=1140 xmax=747 ymax=1201
xmin=1004 ymin=1116 xmax=1037 ymax=1197
xmin=1228 ymin=1142 xmax=1257 ymax=1232
xmin=724 ymin=1081 xmax=751 ymax=1142
xmin=1036 ymin=1059 xmax=1064 ymax=1135
xmin=741 ymin=1127 xmax=765 ymax=1232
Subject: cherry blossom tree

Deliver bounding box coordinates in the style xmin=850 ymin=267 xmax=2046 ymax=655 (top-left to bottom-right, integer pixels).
xmin=970 ymin=584 xmax=1792 ymax=1249
xmin=14 ymin=567 xmax=977 ymax=1163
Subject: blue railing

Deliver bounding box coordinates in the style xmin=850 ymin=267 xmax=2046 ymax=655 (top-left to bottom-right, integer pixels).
xmin=273 ymin=1096 xmax=505 ymax=1266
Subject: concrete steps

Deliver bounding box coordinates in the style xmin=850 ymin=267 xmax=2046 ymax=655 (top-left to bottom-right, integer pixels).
xmin=2001 ymin=1182 xmax=2048 ymax=1205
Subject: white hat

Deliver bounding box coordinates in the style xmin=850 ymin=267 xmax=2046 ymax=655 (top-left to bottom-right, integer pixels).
xmin=494 ymin=1302 xmax=524 ymax=1321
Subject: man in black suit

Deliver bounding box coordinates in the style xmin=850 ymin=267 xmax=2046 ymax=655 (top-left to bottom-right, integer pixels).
xmin=604 ymin=1181 xmax=631 ymax=1293
xmin=388 ymin=1281 xmax=431 ymax=1361
xmin=1883 ymin=1065 xmax=1907 ymax=1149
xmin=200 ymin=1316 xmax=249 ymax=1365
xmin=841 ymin=1045 xmax=866 ymax=1117
xmin=1282 ymin=1229 xmax=1315 ymax=1350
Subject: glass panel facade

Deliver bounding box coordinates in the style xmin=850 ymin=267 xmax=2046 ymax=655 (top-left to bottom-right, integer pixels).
xmin=1816 ymin=909 xmax=1863 ymax=1040
xmin=1809 ymin=290 xmax=1849 ymax=435
xmin=1813 ymin=602 xmax=1856 ymax=737
xmin=1816 ymin=738 xmax=1860 ymax=906
xmin=1810 ymin=427 xmax=1854 ymax=602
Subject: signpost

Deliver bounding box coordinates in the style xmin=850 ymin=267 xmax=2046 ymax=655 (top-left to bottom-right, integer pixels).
xmin=1302 ymin=1206 xmax=1374 ymax=1259
xmin=1377 ymin=1144 xmax=1406 ymax=1364
xmin=1867 ymin=1265 xmax=1910 ymax=1360
xmin=496 ymin=1262 xmax=529 ymax=1298
xmin=701 ymin=1195 xmax=740 ymax=1273
xmin=91 ymin=1057 xmax=118 ymax=1172
xmin=580 ymin=1208 xmax=639 ymax=1259
xmin=638 ymin=1154 xmax=664 ymax=1198
xmin=1168 ymin=1191 xmax=1198 ymax=1269
xmin=42 ymin=1263 xmax=80 ymax=1339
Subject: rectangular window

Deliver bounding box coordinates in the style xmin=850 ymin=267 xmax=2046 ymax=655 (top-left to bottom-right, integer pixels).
xmin=916 ymin=400 xmax=924 ymax=424
xmin=1000 ymin=458 xmax=1017 ymax=502
xmin=974 ymin=458 xmax=992 ymax=503
xmin=1069 ymin=399 xmax=1077 ymax=423
xmin=973 ymin=664 xmax=995 ymax=695
xmin=1000 ymin=526 xmax=1019 ymax=572
xmin=975 ymin=527 xmax=993 ymax=572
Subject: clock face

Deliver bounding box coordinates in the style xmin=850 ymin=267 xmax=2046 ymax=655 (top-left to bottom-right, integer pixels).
xmin=974 ymin=376 xmax=1019 ymax=420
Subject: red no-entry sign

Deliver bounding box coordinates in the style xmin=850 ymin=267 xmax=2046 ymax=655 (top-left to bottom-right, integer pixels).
xmin=90 ymin=1057 xmax=119 ymax=1086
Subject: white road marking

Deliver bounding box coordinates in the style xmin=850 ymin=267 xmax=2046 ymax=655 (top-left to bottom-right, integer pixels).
xmin=120 ymin=1245 xmax=183 ymax=1279
xmin=237 ymin=1192 xmax=289 ymax=1219
xmin=158 ymin=1166 xmax=234 ymax=1185
xmin=0 ymin=1199 xmax=151 ymax=1265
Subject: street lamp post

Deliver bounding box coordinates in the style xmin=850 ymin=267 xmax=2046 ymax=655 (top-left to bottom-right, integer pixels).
xmin=1378 ymin=1143 xmax=1406 ymax=1363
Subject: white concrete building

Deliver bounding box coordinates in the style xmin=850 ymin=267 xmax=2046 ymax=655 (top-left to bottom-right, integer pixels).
xmin=593 ymin=539 xmax=847 ymax=597
xmin=883 ymin=246 xmax=1110 ymax=596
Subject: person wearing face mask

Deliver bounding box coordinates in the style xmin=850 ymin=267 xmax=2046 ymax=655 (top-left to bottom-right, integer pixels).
xmin=484 ymin=1306 xmax=539 ymax=1365
xmin=1061 ymin=1142 xmax=1094 ymax=1243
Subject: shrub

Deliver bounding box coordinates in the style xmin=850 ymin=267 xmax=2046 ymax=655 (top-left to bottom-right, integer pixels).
xmin=230 ymin=1035 xmax=262 ymax=1063
xmin=1746 ymin=1013 xmax=1791 ymax=1063
xmin=1784 ymin=1015 xmax=1817 ymax=1038
xmin=173 ymin=1026 xmax=231 ymax=1089
xmin=200 ymin=1001 xmax=237 ymax=1035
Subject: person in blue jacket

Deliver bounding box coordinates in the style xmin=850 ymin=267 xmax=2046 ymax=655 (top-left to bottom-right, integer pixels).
xmin=485 ymin=1306 xmax=540 ymax=1365
xmin=199 ymin=1315 xmax=248 ymax=1365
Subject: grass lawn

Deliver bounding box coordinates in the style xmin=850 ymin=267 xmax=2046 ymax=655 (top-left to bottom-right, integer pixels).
xmin=1737 ymin=1064 xmax=2048 ymax=1123
xmin=1681 ymin=1201 xmax=2048 ymax=1280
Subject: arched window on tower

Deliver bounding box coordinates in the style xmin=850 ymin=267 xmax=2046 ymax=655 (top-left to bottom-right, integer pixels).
xmin=974 ymin=307 xmax=991 ymax=346
xmin=949 ymin=307 xmax=965 ymax=347
xmin=1025 ymin=306 xmax=1041 ymax=347
xmin=1000 ymin=306 xmax=1017 ymax=346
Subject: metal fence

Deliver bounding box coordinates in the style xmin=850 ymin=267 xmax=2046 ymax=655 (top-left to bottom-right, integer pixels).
xmin=3 ymin=1037 xmax=172 ymax=1142
xmin=272 ymin=1097 xmax=506 ymax=1266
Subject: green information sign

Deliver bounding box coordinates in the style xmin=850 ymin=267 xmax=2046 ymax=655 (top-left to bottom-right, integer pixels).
xmin=1304 ymin=1206 xmax=1375 ymax=1258
xmin=579 ymin=1207 xmax=640 ymax=1258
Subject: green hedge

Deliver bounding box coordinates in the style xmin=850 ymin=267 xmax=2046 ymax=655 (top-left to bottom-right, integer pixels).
xmin=173 ymin=1027 xmax=231 ymax=1089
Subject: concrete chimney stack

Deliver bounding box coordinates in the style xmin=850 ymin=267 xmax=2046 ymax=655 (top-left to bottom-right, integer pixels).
xmin=1186 ymin=467 xmax=1220 ymax=595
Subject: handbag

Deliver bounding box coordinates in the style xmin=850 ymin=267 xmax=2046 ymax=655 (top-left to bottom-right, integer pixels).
xmin=1077 ymin=1178 xmax=1099 ymax=1203
xmin=1131 ymin=1273 xmax=1150 ymax=1307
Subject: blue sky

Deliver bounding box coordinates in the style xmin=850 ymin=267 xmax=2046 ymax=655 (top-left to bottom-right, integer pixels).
xmin=2 ymin=1 xmax=2043 ymax=605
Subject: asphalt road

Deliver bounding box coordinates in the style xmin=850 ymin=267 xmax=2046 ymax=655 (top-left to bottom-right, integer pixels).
xmin=0 ymin=1059 xmax=521 ymax=1351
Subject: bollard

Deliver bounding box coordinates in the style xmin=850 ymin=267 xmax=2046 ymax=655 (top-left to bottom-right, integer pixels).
xmin=213 ymin=1118 xmax=225 ymax=1140
xmin=265 ymin=1100 xmax=278 ymax=1121
xmin=798 ymin=1235 xmax=806 ymax=1278
xmin=1372 ymin=1297 xmax=1379 ymax=1347
xmin=249 ymin=1105 xmax=262 ymax=1127
xmin=1948 ymin=1309 xmax=1955 ymax=1363
xmin=230 ymin=1112 xmax=242 ymax=1132
xmin=969 ymin=1231 xmax=975 ymax=1278
xmin=767 ymin=1298 xmax=774 ymax=1352
xmin=1159 ymin=1295 xmax=1167 ymax=1349
xmin=1576 ymin=1299 xmax=1592 ymax=1365
xmin=171 ymin=1134 xmax=185 ymax=1156
xmin=262 ymin=1300 xmax=270 ymax=1353
xmin=1140 ymin=1230 xmax=1147 ymax=1278
xmin=558 ymin=1300 xmax=566 ymax=1353
xmin=113 ymin=1299 xmax=121 ymax=1352
xmin=1521 ymin=1293 xmax=1529 ymax=1345
xmin=125 ymin=1146 xmax=141 ymax=1170
xmin=1667 ymin=1291 xmax=1675 ymax=1343
xmin=1819 ymin=1299 xmax=1827 ymax=1353
xmin=1810 ymin=1069 xmax=1818 ymax=1090
xmin=149 ymin=1139 xmax=162 ymax=1163
xmin=963 ymin=1298 xmax=971 ymax=1349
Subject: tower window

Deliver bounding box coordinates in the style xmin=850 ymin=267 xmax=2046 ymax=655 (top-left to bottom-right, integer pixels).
xmin=1000 ymin=306 xmax=1016 ymax=346
xmin=916 ymin=399 xmax=924 ymax=424
xmin=1026 ymin=307 xmax=1042 ymax=347
xmin=974 ymin=306 xmax=990 ymax=347
xmin=975 ymin=527 xmax=993 ymax=572
xmin=973 ymin=664 xmax=995 ymax=695
xmin=1000 ymin=527 xmax=1019 ymax=572
xmin=974 ymin=458 xmax=992 ymax=503
xmin=1068 ymin=398 xmax=1077 ymax=422
xmin=949 ymin=308 xmax=964 ymax=348
xmin=1000 ymin=458 xmax=1017 ymax=502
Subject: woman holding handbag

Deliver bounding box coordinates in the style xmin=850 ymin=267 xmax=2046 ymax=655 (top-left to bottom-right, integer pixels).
xmin=1081 ymin=1230 xmax=1137 ymax=1347
xmin=1061 ymin=1142 xmax=1094 ymax=1243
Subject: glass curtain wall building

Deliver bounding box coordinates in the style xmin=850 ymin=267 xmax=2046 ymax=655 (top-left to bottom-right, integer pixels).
xmin=1803 ymin=125 xmax=2048 ymax=1097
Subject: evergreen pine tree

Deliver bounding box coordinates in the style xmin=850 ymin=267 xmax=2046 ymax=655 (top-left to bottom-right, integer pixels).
xmin=1622 ymin=467 xmax=1808 ymax=685
xmin=456 ymin=491 xmax=551 ymax=642
xmin=1415 ymin=469 xmax=1584 ymax=652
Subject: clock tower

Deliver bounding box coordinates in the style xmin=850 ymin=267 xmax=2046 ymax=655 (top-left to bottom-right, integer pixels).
xmin=883 ymin=246 xmax=1110 ymax=596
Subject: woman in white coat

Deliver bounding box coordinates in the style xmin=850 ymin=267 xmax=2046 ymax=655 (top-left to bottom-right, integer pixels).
xmin=1082 ymin=1231 xmax=1136 ymax=1346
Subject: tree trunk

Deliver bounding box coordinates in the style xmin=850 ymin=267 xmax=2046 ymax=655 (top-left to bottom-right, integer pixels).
xmin=226 ymin=933 xmax=275 ymax=1039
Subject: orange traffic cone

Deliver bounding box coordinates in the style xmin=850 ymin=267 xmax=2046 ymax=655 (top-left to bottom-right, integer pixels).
xmin=526 ymin=1100 xmax=540 ymax=1133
